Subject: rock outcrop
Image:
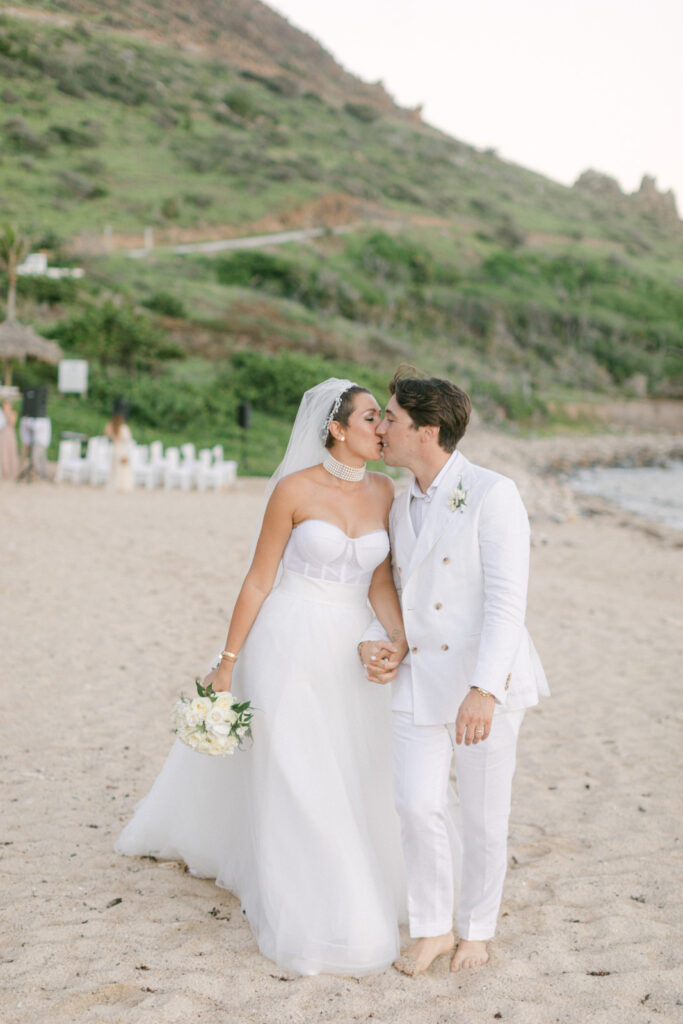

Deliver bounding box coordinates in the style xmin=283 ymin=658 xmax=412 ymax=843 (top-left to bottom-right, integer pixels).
xmin=632 ymin=175 xmax=680 ymax=227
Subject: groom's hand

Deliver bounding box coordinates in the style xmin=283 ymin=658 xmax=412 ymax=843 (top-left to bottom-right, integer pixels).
xmin=455 ymin=688 xmax=495 ymax=745
xmin=359 ymin=641 xmax=402 ymax=685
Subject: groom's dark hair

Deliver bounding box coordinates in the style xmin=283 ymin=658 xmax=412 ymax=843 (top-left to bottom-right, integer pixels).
xmin=389 ymin=370 xmax=471 ymax=452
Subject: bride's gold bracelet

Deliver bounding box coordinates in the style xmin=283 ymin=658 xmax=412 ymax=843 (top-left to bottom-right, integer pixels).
xmin=220 ymin=650 xmax=238 ymax=664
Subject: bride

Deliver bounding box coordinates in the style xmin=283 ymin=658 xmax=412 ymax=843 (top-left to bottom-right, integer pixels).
xmin=116 ymin=378 xmax=409 ymax=975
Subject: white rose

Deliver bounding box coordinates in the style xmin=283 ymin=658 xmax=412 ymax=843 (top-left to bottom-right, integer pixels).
xmin=214 ymin=691 xmax=235 ymax=709
xmin=184 ymin=708 xmax=203 ymax=729
xmin=213 ymin=734 xmax=238 ymax=755
xmin=189 ymin=696 xmax=212 ymax=718
xmin=204 ymin=705 xmax=230 ymax=735
xmin=171 ymin=704 xmax=186 ymax=730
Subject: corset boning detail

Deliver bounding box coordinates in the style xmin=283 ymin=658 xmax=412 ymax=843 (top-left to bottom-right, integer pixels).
xmin=281 ymin=519 xmax=390 ymax=585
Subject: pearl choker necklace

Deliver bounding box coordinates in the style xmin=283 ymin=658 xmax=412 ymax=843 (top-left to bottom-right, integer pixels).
xmin=323 ymin=452 xmax=366 ymax=482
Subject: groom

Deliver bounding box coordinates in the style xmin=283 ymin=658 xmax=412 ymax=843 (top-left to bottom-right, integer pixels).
xmin=359 ymin=372 xmax=548 ymax=974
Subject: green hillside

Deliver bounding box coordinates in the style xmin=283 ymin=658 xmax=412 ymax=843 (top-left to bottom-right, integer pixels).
xmin=1 ymin=1 xmax=682 ymax=470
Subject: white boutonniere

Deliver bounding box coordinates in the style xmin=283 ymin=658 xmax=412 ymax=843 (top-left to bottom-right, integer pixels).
xmin=447 ymin=479 xmax=468 ymax=513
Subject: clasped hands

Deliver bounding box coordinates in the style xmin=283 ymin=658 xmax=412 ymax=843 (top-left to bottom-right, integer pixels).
xmin=359 ymin=641 xmax=495 ymax=746
xmin=359 ymin=640 xmax=406 ymax=685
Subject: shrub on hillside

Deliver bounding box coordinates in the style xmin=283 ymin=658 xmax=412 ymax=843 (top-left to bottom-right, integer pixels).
xmin=348 ymin=232 xmax=435 ymax=285
xmin=48 ymin=120 xmax=103 ymax=147
xmin=229 ymin=350 xmax=352 ymax=417
xmin=216 ymin=251 xmax=306 ymax=295
xmin=3 ymin=116 xmax=49 ymax=154
xmin=160 ymin=197 xmax=181 ymax=220
xmin=78 ymin=156 xmax=107 ymax=176
xmin=87 ymin=371 xmax=225 ymax=431
xmin=240 ymin=70 xmax=298 ymax=96
xmin=50 ymin=301 xmax=184 ymax=374
xmin=183 ymin=192 xmax=213 ymax=208
xmin=142 ymin=291 xmax=187 ymax=318
xmin=56 ymin=169 xmax=107 ymax=200
xmin=15 ymin=274 xmax=79 ymax=305
xmin=344 ymin=102 xmax=379 ymax=123
xmin=224 ymin=89 xmax=259 ymax=120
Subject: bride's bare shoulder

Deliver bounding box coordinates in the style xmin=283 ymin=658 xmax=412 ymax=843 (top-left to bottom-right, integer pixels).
xmin=272 ymin=466 xmax=322 ymax=499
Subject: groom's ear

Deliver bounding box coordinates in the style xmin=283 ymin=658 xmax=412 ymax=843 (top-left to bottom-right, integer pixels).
xmin=419 ymin=425 xmax=439 ymax=444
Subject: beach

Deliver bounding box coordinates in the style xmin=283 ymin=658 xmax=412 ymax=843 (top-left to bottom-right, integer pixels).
xmin=1 ymin=426 xmax=682 ymax=1024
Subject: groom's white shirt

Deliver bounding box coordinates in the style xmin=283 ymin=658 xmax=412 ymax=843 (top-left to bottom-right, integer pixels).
xmin=363 ymin=449 xmax=549 ymax=725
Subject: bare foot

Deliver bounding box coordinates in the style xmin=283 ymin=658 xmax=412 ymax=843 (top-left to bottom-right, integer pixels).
xmin=393 ymin=932 xmax=455 ymax=976
xmin=450 ymin=939 xmax=489 ymax=972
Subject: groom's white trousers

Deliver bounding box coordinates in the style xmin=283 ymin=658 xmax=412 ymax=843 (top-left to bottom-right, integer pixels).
xmin=392 ymin=708 xmax=525 ymax=941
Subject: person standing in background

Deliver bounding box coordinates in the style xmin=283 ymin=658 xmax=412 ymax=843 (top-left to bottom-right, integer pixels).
xmin=104 ymin=399 xmax=134 ymax=493
xmin=0 ymin=398 xmax=19 ymax=480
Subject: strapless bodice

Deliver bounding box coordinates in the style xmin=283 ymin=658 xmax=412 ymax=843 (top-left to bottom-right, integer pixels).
xmin=281 ymin=519 xmax=390 ymax=585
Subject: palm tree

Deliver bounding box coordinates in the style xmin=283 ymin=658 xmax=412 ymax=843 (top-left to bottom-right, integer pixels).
xmin=0 ymin=225 xmax=30 ymax=320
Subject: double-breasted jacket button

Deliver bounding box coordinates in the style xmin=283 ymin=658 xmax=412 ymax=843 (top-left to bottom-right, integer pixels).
xmin=411 ymin=646 xmax=418 ymax=654
xmin=442 ymin=556 xmax=451 ymax=565
xmin=505 ymin=672 xmax=512 ymax=690
xmin=441 ymin=643 xmax=449 ymax=651
xmin=434 ymin=602 xmax=443 ymax=610
xmin=398 ymin=567 xmax=402 ymax=574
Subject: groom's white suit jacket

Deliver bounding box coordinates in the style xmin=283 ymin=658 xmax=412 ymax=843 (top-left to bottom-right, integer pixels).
xmin=364 ymin=450 xmax=549 ymax=726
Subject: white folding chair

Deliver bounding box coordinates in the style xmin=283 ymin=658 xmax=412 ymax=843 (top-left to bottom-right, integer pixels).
xmin=88 ymin=436 xmax=112 ymax=485
xmin=180 ymin=442 xmax=199 ymax=488
xmin=219 ymin=459 xmax=238 ymax=487
xmin=209 ymin=444 xmax=238 ymax=486
xmin=145 ymin=440 xmax=165 ymax=489
xmin=131 ymin=443 xmax=152 ymax=488
xmin=196 ymin=448 xmax=221 ymax=491
xmin=55 ymin=439 xmax=84 ymax=484
xmin=164 ymin=447 xmax=194 ymax=490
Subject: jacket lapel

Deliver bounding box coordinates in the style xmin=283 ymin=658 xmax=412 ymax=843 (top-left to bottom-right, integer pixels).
xmin=404 ymin=451 xmax=472 ymax=580
xmin=390 ymin=487 xmax=414 ymax=569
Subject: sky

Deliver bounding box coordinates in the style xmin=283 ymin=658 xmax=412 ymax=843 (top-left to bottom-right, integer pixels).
xmin=269 ymin=0 xmax=683 ymax=206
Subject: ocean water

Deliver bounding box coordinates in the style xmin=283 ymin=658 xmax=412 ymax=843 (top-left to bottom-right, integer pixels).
xmin=570 ymin=460 xmax=683 ymax=530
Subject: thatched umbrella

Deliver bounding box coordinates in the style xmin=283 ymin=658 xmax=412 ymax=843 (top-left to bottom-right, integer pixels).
xmin=0 ymin=318 xmax=63 ymax=386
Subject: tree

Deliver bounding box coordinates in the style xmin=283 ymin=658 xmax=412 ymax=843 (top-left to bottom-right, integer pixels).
xmin=51 ymin=301 xmax=183 ymax=374
xmin=0 ymin=225 xmax=30 ymax=320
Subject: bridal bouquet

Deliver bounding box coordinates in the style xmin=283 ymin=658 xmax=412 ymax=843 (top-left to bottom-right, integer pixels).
xmin=172 ymin=680 xmax=253 ymax=756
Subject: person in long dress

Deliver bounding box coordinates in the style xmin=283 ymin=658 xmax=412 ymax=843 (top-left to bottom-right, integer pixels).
xmin=104 ymin=410 xmax=133 ymax=492
xmin=0 ymin=399 xmax=19 ymax=480
xmin=116 ymin=379 xmax=411 ymax=976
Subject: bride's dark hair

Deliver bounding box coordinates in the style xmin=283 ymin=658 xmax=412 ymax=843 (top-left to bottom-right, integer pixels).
xmin=324 ymin=385 xmax=371 ymax=449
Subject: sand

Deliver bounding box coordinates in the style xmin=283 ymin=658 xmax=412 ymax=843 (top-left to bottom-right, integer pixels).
xmin=1 ymin=428 xmax=682 ymax=1024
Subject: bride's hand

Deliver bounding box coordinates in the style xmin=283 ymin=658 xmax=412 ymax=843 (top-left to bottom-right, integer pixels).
xmin=359 ymin=640 xmax=405 ymax=685
xmin=202 ymin=662 xmax=233 ymax=692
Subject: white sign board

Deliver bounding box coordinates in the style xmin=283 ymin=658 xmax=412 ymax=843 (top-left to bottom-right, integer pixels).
xmin=58 ymin=359 xmax=89 ymax=395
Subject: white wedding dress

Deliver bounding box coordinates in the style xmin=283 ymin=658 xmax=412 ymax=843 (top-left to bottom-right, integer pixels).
xmin=116 ymin=519 xmax=406 ymax=975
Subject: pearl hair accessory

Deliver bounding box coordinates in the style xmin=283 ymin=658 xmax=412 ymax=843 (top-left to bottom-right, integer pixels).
xmin=323 ymin=452 xmax=365 ymax=482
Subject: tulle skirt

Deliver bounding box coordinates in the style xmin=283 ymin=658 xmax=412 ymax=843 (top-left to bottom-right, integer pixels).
xmin=116 ymin=570 xmax=406 ymax=975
